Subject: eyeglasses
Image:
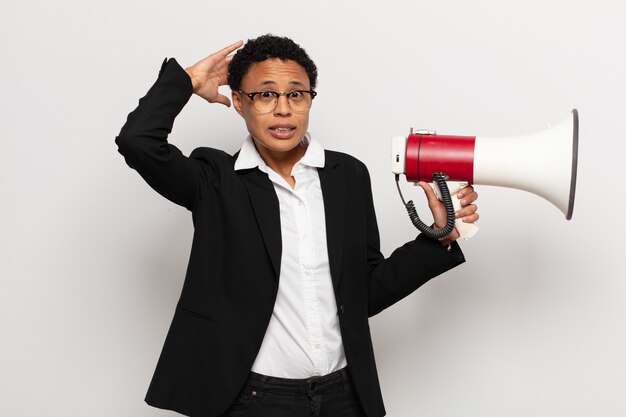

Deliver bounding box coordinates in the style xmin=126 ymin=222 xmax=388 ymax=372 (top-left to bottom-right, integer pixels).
xmin=238 ymin=89 xmax=317 ymax=114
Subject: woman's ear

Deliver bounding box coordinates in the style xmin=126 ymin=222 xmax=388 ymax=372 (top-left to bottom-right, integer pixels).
xmin=232 ymin=91 xmax=244 ymax=117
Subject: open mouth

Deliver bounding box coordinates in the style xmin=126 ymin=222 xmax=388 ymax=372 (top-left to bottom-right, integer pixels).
xmin=269 ymin=126 xmax=296 ymax=132
xmin=269 ymin=125 xmax=297 ymax=139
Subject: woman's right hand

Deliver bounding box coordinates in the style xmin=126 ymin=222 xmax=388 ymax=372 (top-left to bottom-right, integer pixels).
xmin=185 ymin=40 xmax=243 ymax=107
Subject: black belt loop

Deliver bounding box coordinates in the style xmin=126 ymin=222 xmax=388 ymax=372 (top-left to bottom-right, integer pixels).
xmin=340 ymin=367 xmax=350 ymax=391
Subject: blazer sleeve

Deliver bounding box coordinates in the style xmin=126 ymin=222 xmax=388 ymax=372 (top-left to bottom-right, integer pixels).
xmin=115 ymin=58 xmax=210 ymax=210
xmin=362 ymin=163 xmax=466 ymax=317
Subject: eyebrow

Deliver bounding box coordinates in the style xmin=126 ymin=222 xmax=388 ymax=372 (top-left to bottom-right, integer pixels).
xmin=257 ymin=80 xmax=307 ymax=88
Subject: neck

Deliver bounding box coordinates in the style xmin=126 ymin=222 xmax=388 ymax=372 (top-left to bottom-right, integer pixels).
xmin=254 ymin=141 xmax=307 ymax=186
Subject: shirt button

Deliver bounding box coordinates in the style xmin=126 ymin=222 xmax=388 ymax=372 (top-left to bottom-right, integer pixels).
xmin=305 ymin=270 xmax=312 ymax=276
xmin=315 ymin=344 xmax=321 ymax=349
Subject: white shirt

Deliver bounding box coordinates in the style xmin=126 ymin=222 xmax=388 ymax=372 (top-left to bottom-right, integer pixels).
xmin=234 ymin=134 xmax=348 ymax=378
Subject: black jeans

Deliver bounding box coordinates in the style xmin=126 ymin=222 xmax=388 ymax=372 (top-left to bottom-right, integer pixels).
xmin=221 ymin=367 xmax=366 ymax=417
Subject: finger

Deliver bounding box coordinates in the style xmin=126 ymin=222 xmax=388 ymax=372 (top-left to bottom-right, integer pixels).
xmin=212 ymin=94 xmax=232 ymax=107
xmin=455 ymin=203 xmax=477 ymax=219
xmin=458 ymin=191 xmax=478 ymax=206
xmin=456 ymin=185 xmax=475 ymax=200
xmin=455 ymin=205 xmax=477 ymax=218
xmin=461 ymin=212 xmax=480 ymax=224
xmin=214 ymin=40 xmax=244 ymax=60
xmin=217 ymin=54 xmax=235 ymax=69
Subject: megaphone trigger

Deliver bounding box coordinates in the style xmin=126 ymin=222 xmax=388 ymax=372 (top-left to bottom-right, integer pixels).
xmin=429 ymin=180 xmax=479 ymax=240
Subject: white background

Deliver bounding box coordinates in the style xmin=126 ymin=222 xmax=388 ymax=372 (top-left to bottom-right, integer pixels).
xmin=2 ymin=0 xmax=625 ymax=416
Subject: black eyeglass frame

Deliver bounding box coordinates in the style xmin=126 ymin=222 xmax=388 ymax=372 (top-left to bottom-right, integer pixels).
xmin=237 ymin=89 xmax=317 ymax=113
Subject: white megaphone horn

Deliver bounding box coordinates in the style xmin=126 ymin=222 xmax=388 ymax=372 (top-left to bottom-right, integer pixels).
xmin=391 ymin=109 xmax=579 ymax=240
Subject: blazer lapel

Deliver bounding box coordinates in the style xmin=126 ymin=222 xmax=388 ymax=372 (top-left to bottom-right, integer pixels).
xmin=318 ymin=152 xmax=345 ymax=291
xmin=239 ymin=168 xmax=282 ymax=279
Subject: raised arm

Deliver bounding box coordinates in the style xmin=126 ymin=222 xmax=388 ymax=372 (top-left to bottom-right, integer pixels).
xmin=115 ymin=41 xmax=242 ymax=210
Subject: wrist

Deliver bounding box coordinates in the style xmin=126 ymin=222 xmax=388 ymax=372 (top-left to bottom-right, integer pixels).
xmin=184 ymin=68 xmax=199 ymax=92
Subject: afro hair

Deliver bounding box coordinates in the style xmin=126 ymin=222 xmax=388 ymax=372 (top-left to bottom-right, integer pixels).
xmin=227 ymin=34 xmax=318 ymax=91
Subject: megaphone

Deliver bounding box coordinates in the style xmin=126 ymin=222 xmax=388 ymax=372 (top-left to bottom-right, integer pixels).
xmin=391 ymin=109 xmax=579 ymax=240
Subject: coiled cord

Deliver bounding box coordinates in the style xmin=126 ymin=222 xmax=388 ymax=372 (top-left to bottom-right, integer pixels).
xmin=395 ymin=173 xmax=456 ymax=239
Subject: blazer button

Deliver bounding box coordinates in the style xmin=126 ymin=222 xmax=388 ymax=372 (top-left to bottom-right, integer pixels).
xmin=339 ymin=305 xmax=345 ymax=315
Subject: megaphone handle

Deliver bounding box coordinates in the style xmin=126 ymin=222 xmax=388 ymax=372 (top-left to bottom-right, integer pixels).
xmin=397 ymin=173 xmax=456 ymax=239
xmin=430 ymin=181 xmax=479 ymax=240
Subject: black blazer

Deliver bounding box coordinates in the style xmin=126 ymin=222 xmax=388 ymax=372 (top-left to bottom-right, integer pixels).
xmin=116 ymin=58 xmax=465 ymax=417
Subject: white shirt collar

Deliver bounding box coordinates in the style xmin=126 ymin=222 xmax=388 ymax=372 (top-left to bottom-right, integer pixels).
xmin=234 ymin=132 xmax=325 ymax=172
